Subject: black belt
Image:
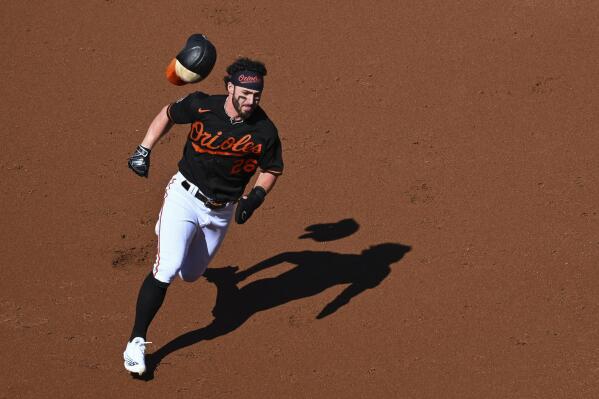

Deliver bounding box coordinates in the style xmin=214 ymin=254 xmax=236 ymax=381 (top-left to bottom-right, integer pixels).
xmin=181 ymin=181 xmax=228 ymax=209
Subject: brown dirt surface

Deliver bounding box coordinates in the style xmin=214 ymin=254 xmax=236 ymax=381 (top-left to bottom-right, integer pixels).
xmin=2 ymin=1 xmax=599 ymax=398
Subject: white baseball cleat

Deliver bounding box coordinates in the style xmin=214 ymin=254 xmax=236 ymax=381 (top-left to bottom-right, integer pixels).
xmin=123 ymin=337 xmax=151 ymax=375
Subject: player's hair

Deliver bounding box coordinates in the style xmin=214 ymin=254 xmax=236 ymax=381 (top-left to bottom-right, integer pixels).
xmin=224 ymin=57 xmax=267 ymax=88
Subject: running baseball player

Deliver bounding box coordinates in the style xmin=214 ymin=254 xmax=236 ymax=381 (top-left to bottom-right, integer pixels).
xmin=122 ymin=48 xmax=283 ymax=375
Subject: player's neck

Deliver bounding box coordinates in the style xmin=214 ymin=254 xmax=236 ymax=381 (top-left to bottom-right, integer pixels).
xmin=224 ymin=97 xmax=243 ymax=123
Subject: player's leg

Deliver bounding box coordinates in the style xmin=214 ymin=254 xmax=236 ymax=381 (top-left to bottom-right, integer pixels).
xmin=132 ymin=176 xmax=198 ymax=334
xmin=123 ymin=271 xmax=167 ymax=375
xmin=124 ymin=175 xmax=198 ymax=374
xmin=178 ymin=205 xmax=234 ymax=282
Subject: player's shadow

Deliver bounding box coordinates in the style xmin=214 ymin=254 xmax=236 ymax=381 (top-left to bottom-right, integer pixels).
xmin=138 ymin=242 xmax=411 ymax=380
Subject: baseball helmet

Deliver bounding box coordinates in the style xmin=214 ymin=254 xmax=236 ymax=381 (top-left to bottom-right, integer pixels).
xmin=166 ymin=34 xmax=217 ymax=85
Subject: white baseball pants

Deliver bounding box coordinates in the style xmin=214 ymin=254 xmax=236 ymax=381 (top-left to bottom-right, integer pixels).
xmin=152 ymin=172 xmax=234 ymax=283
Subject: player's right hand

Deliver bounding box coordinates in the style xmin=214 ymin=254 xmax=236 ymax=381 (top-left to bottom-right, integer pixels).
xmin=128 ymin=145 xmax=151 ymax=177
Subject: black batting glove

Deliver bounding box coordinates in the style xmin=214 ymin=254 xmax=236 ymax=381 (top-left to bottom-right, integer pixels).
xmin=235 ymin=186 xmax=267 ymax=224
xmin=128 ymin=145 xmax=151 ymax=177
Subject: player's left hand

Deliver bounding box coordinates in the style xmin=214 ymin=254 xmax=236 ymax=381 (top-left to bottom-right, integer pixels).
xmin=235 ymin=186 xmax=267 ymax=224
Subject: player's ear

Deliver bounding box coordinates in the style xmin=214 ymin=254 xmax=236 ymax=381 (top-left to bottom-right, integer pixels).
xmin=227 ymin=82 xmax=235 ymax=96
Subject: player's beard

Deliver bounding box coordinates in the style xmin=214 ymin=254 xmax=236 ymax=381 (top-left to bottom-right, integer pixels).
xmin=233 ymin=95 xmax=254 ymax=119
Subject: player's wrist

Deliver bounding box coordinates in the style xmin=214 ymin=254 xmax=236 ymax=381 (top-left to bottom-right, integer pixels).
xmin=137 ymin=144 xmax=151 ymax=156
xmin=248 ymin=186 xmax=267 ymax=208
xmin=251 ymin=186 xmax=267 ymax=199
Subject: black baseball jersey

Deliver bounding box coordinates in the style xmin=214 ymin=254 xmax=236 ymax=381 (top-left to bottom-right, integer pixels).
xmin=167 ymin=92 xmax=283 ymax=202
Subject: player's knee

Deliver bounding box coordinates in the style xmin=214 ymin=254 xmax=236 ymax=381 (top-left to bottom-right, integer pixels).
xmin=178 ymin=269 xmax=202 ymax=283
xmin=153 ymin=252 xmax=189 ymax=283
xmin=178 ymin=263 xmax=209 ymax=283
xmin=152 ymin=263 xmax=180 ymax=285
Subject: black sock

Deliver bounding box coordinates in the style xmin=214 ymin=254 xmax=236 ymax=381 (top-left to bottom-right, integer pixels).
xmin=130 ymin=273 xmax=169 ymax=341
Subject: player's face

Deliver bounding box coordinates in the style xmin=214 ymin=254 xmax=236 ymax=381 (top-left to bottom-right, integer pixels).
xmin=232 ymin=85 xmax=261 ymax=119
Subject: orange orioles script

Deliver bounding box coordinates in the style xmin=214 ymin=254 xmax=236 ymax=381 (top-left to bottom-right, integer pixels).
xmin=189 ymin=121 xmax=262 ymax=157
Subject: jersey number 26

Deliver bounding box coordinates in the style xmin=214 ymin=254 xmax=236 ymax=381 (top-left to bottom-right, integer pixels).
xmin=230 ymin=159 xmax=258 ymax=175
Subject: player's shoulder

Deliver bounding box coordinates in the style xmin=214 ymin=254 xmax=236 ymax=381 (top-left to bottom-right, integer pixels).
xmin=249 ymin=107 xmax=278 ymax=134
xmin=191 ymin=90 xmax=210 ymax=98
xmin=174 ymin=91 xmax=210 ymax=103
xmin=171 ymin=92 xmax=225 ymax=113
xmin=168 ymin=91 xmax=221 ymax=124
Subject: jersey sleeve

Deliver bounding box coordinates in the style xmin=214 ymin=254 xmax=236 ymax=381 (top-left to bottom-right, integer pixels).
xmin=258 ymin=128 xmax=284 ymax=175
xmin=166 ymin=91 xmax=209 ymax=124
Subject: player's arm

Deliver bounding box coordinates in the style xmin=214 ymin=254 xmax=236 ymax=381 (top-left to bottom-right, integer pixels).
xmin=235 ymin=126 xmax=283 ymax=224
xmin=141 ymin=105 xmax=174 ymax=149
xmin=127 ymin=105 xmax=174 ymax=178
xmin=254 ymin=170 xmax=278 ymax=193
xmin=128 ymin=93 xmax=205 ymax=178
xmin=235 ymin=171 xmax=281 ymax=224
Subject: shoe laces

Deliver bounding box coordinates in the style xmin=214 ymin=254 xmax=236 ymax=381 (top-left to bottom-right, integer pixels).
xmin=132 ymin=338 xmax=152 ymax=352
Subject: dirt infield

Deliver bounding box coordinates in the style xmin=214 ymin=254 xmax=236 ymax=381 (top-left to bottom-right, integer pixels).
xmin=2 ymin=1 xmax=599 ymax=398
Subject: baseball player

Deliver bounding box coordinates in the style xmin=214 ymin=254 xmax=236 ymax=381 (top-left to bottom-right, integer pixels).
xmin=122 ymin=54 xmax=283 ymax=375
